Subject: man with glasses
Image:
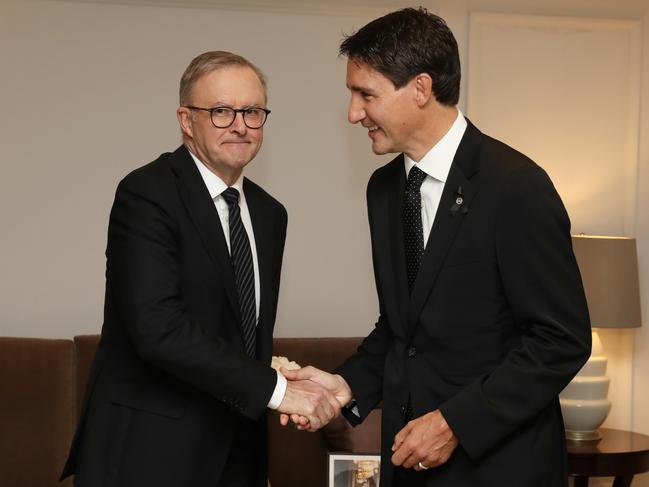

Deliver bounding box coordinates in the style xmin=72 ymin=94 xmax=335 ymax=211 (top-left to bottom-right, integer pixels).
xmin=61 ymin=51 xmax=340 ymax=487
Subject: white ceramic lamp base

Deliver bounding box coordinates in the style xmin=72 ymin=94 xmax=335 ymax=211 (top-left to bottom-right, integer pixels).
xmin=559 ymin=331 xmax=611 ymax=440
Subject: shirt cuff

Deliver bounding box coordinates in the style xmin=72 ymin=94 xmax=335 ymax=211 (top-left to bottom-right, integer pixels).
xmin=351 ymin=402 xmax=360 ymax=417
xmin=341 ymin=399 xmax=362 ymax=426
xmin=267 ymin=370 xmax=287 ymax=410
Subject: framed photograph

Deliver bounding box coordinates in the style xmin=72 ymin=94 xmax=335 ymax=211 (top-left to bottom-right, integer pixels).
xmin=327 ymin=452 xmax=381 ymax=487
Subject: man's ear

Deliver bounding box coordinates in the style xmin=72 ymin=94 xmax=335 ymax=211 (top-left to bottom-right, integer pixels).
xmin=413 ymin=73 xmax=434 ymax=107
xmin=177 ymin=107 xmax=193 ymax=138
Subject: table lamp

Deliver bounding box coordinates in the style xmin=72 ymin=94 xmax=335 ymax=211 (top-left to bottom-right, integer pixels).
xmin=560 ymin=235 xmax=642 ymax=441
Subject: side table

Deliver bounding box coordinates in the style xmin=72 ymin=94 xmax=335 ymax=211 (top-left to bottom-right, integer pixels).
xmin=567 ymin=428 xmax=649 ymax=487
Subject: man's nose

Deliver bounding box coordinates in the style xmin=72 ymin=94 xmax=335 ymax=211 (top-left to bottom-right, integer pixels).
xmin=348 ymin=98 xmax=365 ymax=124
xmin=229 ymin=112 xmax=248 ymax=133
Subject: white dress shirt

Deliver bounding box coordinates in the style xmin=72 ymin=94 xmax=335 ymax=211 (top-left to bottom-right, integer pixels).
xmin=190 ymin=150 xmax=286 ymax=410
xmin=404 ymin=110 xmax=467 ymax=247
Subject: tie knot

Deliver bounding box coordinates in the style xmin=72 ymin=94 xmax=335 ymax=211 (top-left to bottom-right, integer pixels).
xmin=406 ymin=166 xmax=427 ymax=192
xmin=222 ymin=187 xmax=240 ymax=206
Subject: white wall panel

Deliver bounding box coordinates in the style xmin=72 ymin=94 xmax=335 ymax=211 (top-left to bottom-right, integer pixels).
xmin=468 ymin=13 xmax=641 ymax=236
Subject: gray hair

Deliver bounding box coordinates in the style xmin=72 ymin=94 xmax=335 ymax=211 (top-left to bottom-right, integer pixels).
xmin=179 ymin=51 xmax=267 ymax=105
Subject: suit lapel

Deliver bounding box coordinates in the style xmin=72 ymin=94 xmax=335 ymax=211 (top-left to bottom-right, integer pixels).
xmin=391 ymin=163 xmax=410 ymax=332
xmin=244 ymin=179 xmax=274 ymax=363
xmin=170 ymin=146 xmax=241 ymax=323
xmin=407 ymin=121 xmax=483 ymax=334
xmin=372 ymin=157 xmax=409 ymax=335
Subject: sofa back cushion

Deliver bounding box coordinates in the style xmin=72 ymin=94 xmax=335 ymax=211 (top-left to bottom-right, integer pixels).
xmin=0 ymin=337 xmax=75 ymax=487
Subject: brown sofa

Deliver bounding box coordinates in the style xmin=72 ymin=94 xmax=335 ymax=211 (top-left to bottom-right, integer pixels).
xmin=0 ymin=335 xmax=381 ymax=487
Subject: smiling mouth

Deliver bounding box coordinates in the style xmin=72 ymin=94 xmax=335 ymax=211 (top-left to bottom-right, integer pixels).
xmin=367 ymin=125 xmax=382 ymax=138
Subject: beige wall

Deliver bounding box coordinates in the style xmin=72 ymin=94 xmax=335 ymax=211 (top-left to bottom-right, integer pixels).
xmin=1 ymin=1 xmax=648 ymax=483
xmin=0 ymin=0 xmax=387 ymax=339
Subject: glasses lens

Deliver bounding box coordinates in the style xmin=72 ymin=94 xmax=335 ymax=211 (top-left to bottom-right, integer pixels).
xmin=243 ymin=108 xmax=267 ymax=129
xmin=210 ymin=107 xmax=235 ymax=128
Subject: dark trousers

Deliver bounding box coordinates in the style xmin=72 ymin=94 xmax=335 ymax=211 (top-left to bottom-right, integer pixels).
xmin=218 ymin=418 xmax=262 ymax=487
xmin=393 ymin=466 xmax=427 ymax=487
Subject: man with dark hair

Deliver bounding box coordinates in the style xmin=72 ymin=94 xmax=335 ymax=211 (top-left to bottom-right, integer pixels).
xmin=284 ymin=8 xmax=591 ymax=487
xmin=61 ymin=50 xmax=340 ymax=487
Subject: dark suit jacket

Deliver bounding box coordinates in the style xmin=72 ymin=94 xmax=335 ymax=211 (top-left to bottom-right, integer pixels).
xmin=61 ymin=145 xmax=287 ymax=487
xmin=338 ymin=120 xmax=591 ymax=487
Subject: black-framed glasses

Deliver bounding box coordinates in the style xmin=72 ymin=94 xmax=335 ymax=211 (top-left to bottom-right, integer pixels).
xmin=184 ymin=105 xmax=271 ymax=129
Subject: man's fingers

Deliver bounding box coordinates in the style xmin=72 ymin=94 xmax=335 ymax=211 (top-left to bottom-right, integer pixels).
xmin=391 ymin=447 xmax=407 ymax=466
xmin=391 ymin=412 xmax=459 ymax=470
xmin=391 ymin=418 xmax=428 ymax=467
xmin=392 ymin=421 xmax=412 ymax=451
xmin=290 ymin=413 xmax=307 ymax=425
xmin=392 ymin=440 xmax=426 ymax=469
xmin=279 ymin=366 xmax=299 ymax=380
xmin=391 ymin=435 xmax=414 ymax=466
xmin=280 ymin=365 xmax=315 ymax=381
xmin=309 ymin=414 xmax=323 ymax=430
xmin=402 ymin=448 xmax=424 ymax=469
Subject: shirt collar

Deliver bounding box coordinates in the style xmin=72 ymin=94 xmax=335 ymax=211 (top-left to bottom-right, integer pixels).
xmin=187 ymin=147 xmax=245 ymax=198
xmin=404 ymin=110 xmax=467 ymax=182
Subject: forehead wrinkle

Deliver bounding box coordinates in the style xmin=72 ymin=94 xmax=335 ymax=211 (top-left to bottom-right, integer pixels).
xmin=203 ymin=100 xmax=266 ymax=109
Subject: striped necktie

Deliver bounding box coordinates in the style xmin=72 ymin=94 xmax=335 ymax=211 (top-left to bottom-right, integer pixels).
xmin=222 ymin=187 xmax=256 ymax=357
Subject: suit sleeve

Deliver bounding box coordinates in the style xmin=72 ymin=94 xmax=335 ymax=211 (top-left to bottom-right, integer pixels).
xmin=439 ymin=163 xmax=591 ymax=460
xmin=106 ymin=173 xmax=280 ymax=421
xmin=337 ymin=314 xmax=390 ymax=421
xmin=336 ymin=172 xmax=391 ymax=421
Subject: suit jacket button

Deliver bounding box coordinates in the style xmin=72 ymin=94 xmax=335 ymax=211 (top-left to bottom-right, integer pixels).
xmin=407 ymin=347 xmax=417 ymax=357
xmin=400 ymin=404 xmax=407 ymax=415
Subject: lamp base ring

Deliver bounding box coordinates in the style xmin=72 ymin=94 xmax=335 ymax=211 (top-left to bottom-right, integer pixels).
xmin=566 ymin=429 xmax=602 ymax=442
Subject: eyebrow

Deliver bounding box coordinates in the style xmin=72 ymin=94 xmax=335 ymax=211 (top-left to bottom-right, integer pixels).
xmin=347 ymin=84 xmax=376 ymax=95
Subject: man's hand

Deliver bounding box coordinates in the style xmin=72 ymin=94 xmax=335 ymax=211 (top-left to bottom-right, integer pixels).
xmin=276 ymin=377 xmax=341 ymax=432
xmin=279 ymin=366 xmax=353 ymax=430
xmin=391 ymin=409 xmax=458 ymax=470
xmin=282 ymin=366 xmax=353 ymax=407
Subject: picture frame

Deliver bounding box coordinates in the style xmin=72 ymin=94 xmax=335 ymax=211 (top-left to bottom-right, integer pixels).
xmin=327 ymin=452 xmax=381 ymax=487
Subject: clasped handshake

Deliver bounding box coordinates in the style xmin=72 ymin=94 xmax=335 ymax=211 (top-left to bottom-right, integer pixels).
xmin=276 ymin=366 xmax=350 ymax=432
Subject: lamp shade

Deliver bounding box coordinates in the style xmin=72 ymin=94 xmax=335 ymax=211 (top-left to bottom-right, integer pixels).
xmin=572 ymin=235 xmax=642 ymax=328
xmin=560 ymin=235 xmax=642 ymax=440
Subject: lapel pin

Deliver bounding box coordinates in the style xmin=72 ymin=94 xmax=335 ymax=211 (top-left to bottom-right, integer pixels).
xmin=450 ymin=186 xmax=468 ymax=216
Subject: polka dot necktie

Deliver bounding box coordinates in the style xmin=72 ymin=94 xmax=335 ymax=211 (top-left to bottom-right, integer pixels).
xmin=403 ymin=165 xmax=427 ymax=293
xmin=221 ymin=187 xmax=256 ymax=357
